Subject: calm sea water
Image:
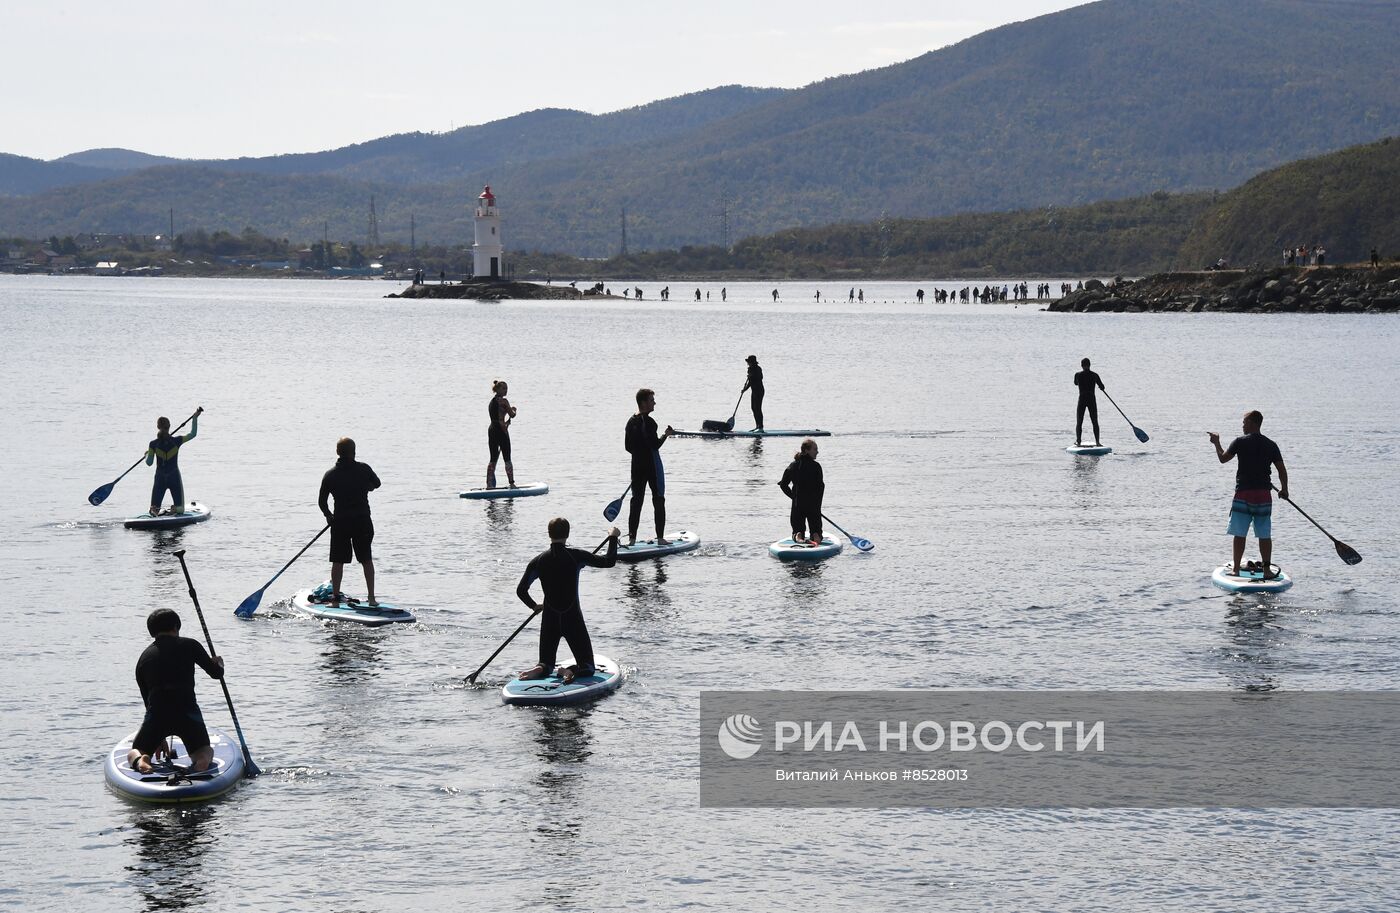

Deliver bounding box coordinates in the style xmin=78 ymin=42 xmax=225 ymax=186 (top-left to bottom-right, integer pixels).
xmin=1 ymin=276 xmax=1397 ymax=911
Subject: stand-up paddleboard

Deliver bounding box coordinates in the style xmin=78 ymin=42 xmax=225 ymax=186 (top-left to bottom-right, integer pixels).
xmin=459 ymin=482 xmax=549 ymax=500
xmin=502 ymin=654 xmax=623 ymax=706
xmin=124 ymin=502 xmax=212 ymax=529
xmin=1066 ymin=444 xmax=1112 ymax=456
xmin=292 ymin=584 xmax=416 ymax=626
xmin=104 ymin=729 xmax=244 ymax=803
xmin=616 ymin=530 xmax=701 ymax=562
xmin=769 ymin=533 xmax=843 ymax=561
xmin=673 ymin=429 xmax=831 ymax=439
xmin=1212 ymin=564 xmax=1293 ymax=593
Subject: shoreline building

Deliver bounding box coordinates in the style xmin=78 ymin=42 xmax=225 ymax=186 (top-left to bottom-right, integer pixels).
xmin=473 ymin=185 xmax=503 ymax=279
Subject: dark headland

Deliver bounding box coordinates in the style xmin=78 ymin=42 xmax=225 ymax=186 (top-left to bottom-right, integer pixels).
xmin=386 ymin=279 xmax=625 ymax=301
xmin=1049 ymin=266 xmax=1400 ymax=314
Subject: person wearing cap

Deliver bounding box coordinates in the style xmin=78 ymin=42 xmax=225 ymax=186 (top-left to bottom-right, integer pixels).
xmin=741 ymin=355 xmax=765 ymax=432
xmin=127 ymin=608 xmax=224 ymax=775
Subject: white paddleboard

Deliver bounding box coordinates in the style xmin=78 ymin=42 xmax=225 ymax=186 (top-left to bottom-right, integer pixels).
xmin=1065 ymin=444 xmax=1112 ymax=456
xmin=104 ymin=728 xmax=244 ymax=803
xmin=459 ymin=482 xmax=549 ymax=500
xmin=501 ymin=654 xmax=624 ymax=706
xmin=125 ymin=502 xmax=212 ymax=529
xmin=674 ymin=429 xmax=832 ymax=439
xmin=616 ymin=530 xmax=701 ymax=562
xmin=769 ymin=533 xmax=843 ymax=561
xmin=1212 ymin=564 xmax=1293 ymax=593
xmin=291 ymin=586 xmax=416 ymax=626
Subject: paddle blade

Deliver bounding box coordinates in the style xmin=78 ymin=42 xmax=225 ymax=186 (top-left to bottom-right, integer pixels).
xmin=243 ymin=756 xmax=261 ymax=778
xmin=88 ymin=481 xmax=115 ymax=506
xmin=1336 ymin=541 xmax=1363 ymax=565
xmin=603 ymin=498 xmax=623 ymax=522
xmin=850 ymin=536 xmax=875 ymax=552
xmin=724 ymin=417 xmax=736 ymax=431
xmin=233 ymin=589 xmax=265 ymax=618
xmin=1133 ymin=426 xmax=1150 ymax=443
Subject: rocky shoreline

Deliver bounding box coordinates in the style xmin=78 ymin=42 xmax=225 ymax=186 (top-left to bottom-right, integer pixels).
xmin=1049 ymin=265 xmax=1400 ymax=314
xmin=386 ymin=279 xmax=626 ymax=301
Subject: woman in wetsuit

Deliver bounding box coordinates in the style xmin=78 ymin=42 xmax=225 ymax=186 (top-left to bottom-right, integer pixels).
xmin=487 ymin=380 xmax=518 ymax=488
xmin=146 ymin=408 xmax=200 ymax=515
xmin=779 ymin=438 xmax=824 ymax=543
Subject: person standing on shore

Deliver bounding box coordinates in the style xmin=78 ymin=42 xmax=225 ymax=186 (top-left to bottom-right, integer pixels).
xmin=146 ymin=408 xmax=201 ymax=516
xmin=741 ymin=355 xmax=765 ymax=432
xmin=487 ymin=379 xmax=517 ymax=489
xmin=1373 ymin=248 xmax=1381 ymax=268
xmin=1073 ymin=358 xmax=1105 ymax=447
xmin=1209 ymin=411 xmax=1288 ymax=579
xmin=515 ymin=518 xmax=620 ymax=682
xmin=625 ymin=389 xmax=673 ymax=546
xmin=318 ymin=437 xmax=381 ymax=606
xmin=779 ymin=438 xmax=825 ymax=544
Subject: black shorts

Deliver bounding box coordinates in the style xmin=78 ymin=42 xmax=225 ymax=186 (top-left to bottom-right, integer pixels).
xmin=133 ymin=707 xmax=210 ymax=755
xmin=488 ymin=425 xmax=512 ymax=463
xmin=330 ymin=515 xmax=374 ymax=563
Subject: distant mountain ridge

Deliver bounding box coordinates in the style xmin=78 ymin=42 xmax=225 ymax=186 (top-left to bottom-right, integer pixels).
xmin=2 ymin=0 xmax=1398 ymax=253
xmin=54 ymin=148 xmax=180 ymax=171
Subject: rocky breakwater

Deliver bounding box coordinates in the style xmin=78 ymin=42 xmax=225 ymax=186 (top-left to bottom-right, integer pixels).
xmin=387 ymin=279 xmax=623 ymax=302
xmin=1048 ymin=266 xmax=1400 ymax=314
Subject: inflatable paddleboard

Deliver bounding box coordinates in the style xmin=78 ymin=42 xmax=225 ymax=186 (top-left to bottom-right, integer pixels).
xmin=769 ymin=533 xmax=843 ymax=561
xmin=104 ymin=728 xmax=244 ymax=803
xmin=1212 ymin=564 xmax=1293 ymax=593
xmin=1065 ymin=444 xmax=1112 ymax=456
xmin=502 ymin=654 xmax=623 ymax=706
xmin=459 ymin=482 xmax=549 ymax=500
xmin=616 ymin=530 xmax=701 ymax=562
xmin=674 ymin=429 xmax=832 ymax=439
xmin=124 ymin=502 xmax=212 ymax=529
xmin=292 ymin=585 xmax=416 ymax=626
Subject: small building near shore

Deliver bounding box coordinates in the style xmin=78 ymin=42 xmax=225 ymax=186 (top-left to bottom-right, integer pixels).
xmin=472 ymin=185 xmax=503 ymax=279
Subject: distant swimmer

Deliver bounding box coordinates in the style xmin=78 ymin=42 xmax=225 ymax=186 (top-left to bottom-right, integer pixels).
xmin=127 ymin=608 xmax=224 ymax=775
xmin=146 ymin=408 xmax=201 ymax=516
xmin=741 ymin=354 xmax=765 ymax=431
xmin=318 ymin=436 xmax=381 ymax=606
xmin=1209 ymin=411 xmax=1288 ymax=579
xmin=515 ymin=518 xmax=620 ymax=682
xmin=487 ymin=379 xmax=518 ymax=488
xmin=1073 ymin=358 xmax=1105 ymax=447
xmin=779 ymin=438 xmax=825 ymax=543
xmin=624 ymin=388 xmax=673 ymax=546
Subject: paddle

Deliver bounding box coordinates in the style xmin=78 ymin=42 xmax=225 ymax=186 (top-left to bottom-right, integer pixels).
xmin=821 ymin=513 xmax=874 ymax=552
xmin=234 ymin=524 xmax=331 ymax=618
xmin=173 ymin=549 xmax=261 ymax=778
xmin=603 ymin=484 xmax=631 ymax=522
xmin=1272 ymin=484 xmax=1362 ymax=565
xmin=465 ymin=535 xmax=613 ymax=684
xmin=1102 ymin=391 xmax=1149 ymax=443
xmin=723 ymin=388 xmax=745 ymax=432
xmin=88 ymin=407 xmax=201 ymax=506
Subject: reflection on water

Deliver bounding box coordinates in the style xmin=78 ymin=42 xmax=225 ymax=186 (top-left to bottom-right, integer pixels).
xmin=1068 ymin=451 xmax=1102 ymax=505
xmin=784 ymin=559 xmax=828 ymax=602
xmin=319 ymin=628 xmax=384 ymax=683
xmin=529 ymin=707 xmax=595 ymax=903
xmin=482 ymin=499 xmax=516 ymax=547
xmin=623 ymin=563 xmax=673 ymax=622
xmin=125 ymin=803 xmax=217 ymax=912
xmin=1221 ymin=600 xmax=1283 ymax=692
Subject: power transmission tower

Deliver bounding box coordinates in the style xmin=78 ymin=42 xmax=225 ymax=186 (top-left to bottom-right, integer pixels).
xmin=720 ymin=192 xmax=732 ymax=252
xmin=368 ymin=195 xmax=380 ymax=248
xmin=410 ymin=214 xmax=416 ymax=262
xmin=619 ymin=206 xmax=629 ymax=257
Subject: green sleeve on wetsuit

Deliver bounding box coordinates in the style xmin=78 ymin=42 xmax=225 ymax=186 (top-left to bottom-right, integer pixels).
xmin=145 ymin=448 xmax=155 ymax=466
xmin=182 ymin=414 xmax=198 ymax=443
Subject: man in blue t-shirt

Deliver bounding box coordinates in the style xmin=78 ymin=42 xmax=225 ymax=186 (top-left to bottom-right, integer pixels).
xmin=1209 ymin=410 xmax=1289 ymax=579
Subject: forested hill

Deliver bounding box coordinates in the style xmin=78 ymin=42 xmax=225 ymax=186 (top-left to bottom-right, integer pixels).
xmin=2 ymin=0 xmax=1398 ymax=253
xmin=1175 ymin=137 xmax=1400 ymax=268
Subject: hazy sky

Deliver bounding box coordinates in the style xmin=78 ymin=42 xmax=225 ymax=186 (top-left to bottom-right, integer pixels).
xmin=4 ymin=1 xmax=1087 ymax=161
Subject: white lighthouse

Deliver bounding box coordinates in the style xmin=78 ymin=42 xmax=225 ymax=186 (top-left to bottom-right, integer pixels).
xmin=472 ymin=185 xmax=503 ymax=279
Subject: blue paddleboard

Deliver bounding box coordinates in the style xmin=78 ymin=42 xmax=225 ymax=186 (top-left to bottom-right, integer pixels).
xmin=459 ymin=482 xmax=549 ymax=499
xmin=501 ymin=654 xmax=623 ymax=706
xmin=104 ymin=728 xmax=244 ymax=803
xmin=292 ymin=586 xmax=416 ymax=626
xmin=769 ymin=533 xmax=843 ymax=561
xmin=1212 ymin=564 xmax=1293 ymax=593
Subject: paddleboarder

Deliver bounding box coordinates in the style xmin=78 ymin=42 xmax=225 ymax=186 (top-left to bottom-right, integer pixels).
xmin=127 ymin=608 xmax=224 ymax=775
xmin=318 ymin=437 xmax=381 ymax=605
xmin=1073 ymin=358 xmax=1105 ymax=446
xmin=1210 ymin=411 xmax=1289 ymax=579
xmin=515 ymin=518 xmax=620 ymax=682
xmin=741 ymin=355 xmax=765 ymax=431
xmin=625 ymin=388 xmax=673 ymax=546
xmin=146 ymin=408 xmax=201 ymax=515
xmin=487 ymin=379 xmax=518 ymax=488
xmin=779 ymin=438 xmax=825 ymax=543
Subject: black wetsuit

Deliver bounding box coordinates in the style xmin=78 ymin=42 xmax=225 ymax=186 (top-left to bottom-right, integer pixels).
xmin=488 ymin=395 xmax=512 ymax=464
xmin=319 ymin=458 xmax=381 ymax=563
xmin=779 ymin=454 xmax=825 ymax=540
xmin=133 ymin=634 xmax=223 ymax=755
xmin=625 ymin=414 xmax=666 ymax=540
xmin=516 ymin=538 xmax=619 ymax=674
xmin=746 ymin=363 xmax=765 ymax=430
xmin=1073 ymin=369 xmax=1104 ymax=443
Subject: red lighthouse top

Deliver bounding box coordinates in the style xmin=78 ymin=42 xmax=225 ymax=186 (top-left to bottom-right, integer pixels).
xmin=479 ymin=185 xmax=495 ymax=204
